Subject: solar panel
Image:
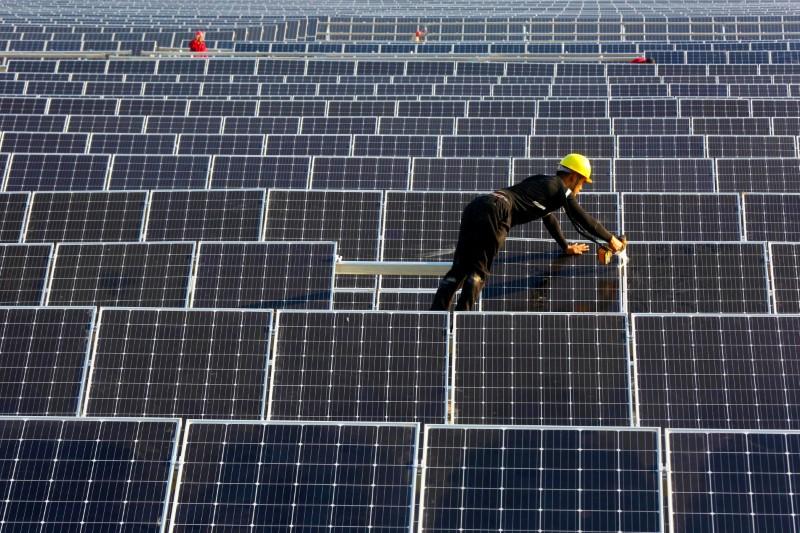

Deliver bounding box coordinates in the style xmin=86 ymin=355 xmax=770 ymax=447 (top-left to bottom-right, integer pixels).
xmin=0 ymin=243 xmax=52 ymax=305
xmin=708 ymin=135 xmax=797 ymax=158
xmin=145 ymin=82 xmax=200 ymax=97
xmin=671 ymin=84 xmax=728 ymax=97
xmin=171 ymin=421 xmax=418 ymax=531
xmin=188 ymin=100 xmax=258 ymax=117
xmin=25 ymin=191 xmax=146 ymax=242
xmin=85 ymin=308 xmax=272 ymax=418
xmin=67 ymin=115 xmax=145 ymax=134
xmin=207 ymin=58 xmax=257 ymax=75
xmin=1 ymin=132 xmax=87 ymax=154
xmin=0 ymin=97 xmax=47 ymax=115
xmin=420 ymin=425 xmax=662 ymax=533
xmin=467 ymin=100 xmax=536 ymax=118
xmin=410 ymin=158 xmax=508 ymax=191
xmin=610 ymin=100 xmax=678 ymax=118
xmin=307 ymin=60 xmax=354 ymax=76
xmin=210 ymin=155 xmax=309 ymax=189
xmin=453 ymin=312 xmax=630 ymax=425
xmin=439 ymin=135 xmax=524 ymax=158
xmin=611 ymin=84 xmax=668 ymax=97
xmin=328 ymin=100 xmax=396 ymax=117
xmin=618 ymin=135 xmax=705 ymax=158
xmin=267 ymin=310 xmax=448 ymax=422
xmin=158 ymin=59 xmax=205 ymax=75
xmin=633 ymin=314 xmax=800 ymax=429
xmin=119 ymin=98 xmax=187 ymax=117
xmin=85 ymin=81 xmax=144 ymax=97
xmin=529 ymin=135 xmax=615 ymax=158
xmin=308 ymin=156 xmax=408 ymax=190
xmin=680 ymin=99 xmax=751 ymax=118
xmin=692 ymin=117 xmax=771 ymax=135
xmin=621 ymin=193 xmax=742 ymax=241
xmin=259 ymin=100 xmax=326 ymax=117
xmin=667 ymin=429 xmax=800 ymax=533
xmin=0 ymin=114 xmax=66 ymax=132
xmin=539 ymin=99 xmax=607 ymax=118
xmin=300 ymin=117 xmax=376 ymax=135
xmin=717 ymin=158 xmax=800 ymax=192
xmin=109 ymin=154 xmax=209 ymax=190
xmin=261 ymin=82 xmax=316 ymax=96
xmin=626 ymin=242 xmax=770 ymax=313
xmin=0 ymin=192 xmax=28 ymax=242
xmin=534 ymin=118 xmax=611 ymax=135
xmin=512 ymin=158 xmax=613 ymax=192
xmin=145 ymin=189 xmax=264 ymax=241
xmin=6 ymin=153 xmax=109 ymax=192
xmin=25 ymin=80 xmax=83 ymax=96
xmin=47 ymin=242 xmax=194 ymax=307
xmin=146 ymin=116 xmax=223 ymax=135
xmin=333 ymin=290 xmax=375 ymax=310
xmin=221 ymin=116 xmax=298 ymax=135
xmin=398 ymin=101 xmax=465 ymax=118
xmin=480 ymin=239 xmax=622 ymax=312
xmin=770 ymin=243 xmax=800 ymax=313
xmin=743 ymin=194 xmax=800 ymax=241
xmin=266 ymin=134 xmax=350 ymax=156
xmin=177 ymin=134 xmax=264 ymax=156
xmin=379 ymin=117 xmax=454 ymax=135
xmin=491 ymin=84 xmax=550 ymax=97
xmin=0 ymin=417 xmax=179 ymax=532
xmin=192 ymin=241 xmax=336 ymax=310
xmin=257 ymin=59 xmax=305 ymax=76
xmin=264 ymin=189 xmax=381 ymax=261
xmin=89 ymin=133 xmax=176 ymax=155
xmin=0 ymin=306 xmax=94 ymax=415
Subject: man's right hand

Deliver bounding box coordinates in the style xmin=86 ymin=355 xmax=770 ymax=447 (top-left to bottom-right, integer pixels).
xmin=609 ymin=236 xmax=625 ymax=252
xmin=565 ymin=243 xmax=590 ymax=255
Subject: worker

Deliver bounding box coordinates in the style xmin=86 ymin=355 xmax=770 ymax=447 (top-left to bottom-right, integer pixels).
xmin=430 ymin=154 xmax=626 ymax=311
xmin=189 ymin=31 xmax=207 ymax=52
xmin=413 ymin=28 xmax=427 ymax=42
xmin=630 ymin=56 xmax=655 ymax=64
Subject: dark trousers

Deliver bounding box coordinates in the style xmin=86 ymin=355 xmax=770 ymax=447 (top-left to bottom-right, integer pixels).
xmin=431 ymin=194 xmax=511 ymax=311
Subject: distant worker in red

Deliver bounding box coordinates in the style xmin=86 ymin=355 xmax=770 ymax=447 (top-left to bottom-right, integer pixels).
xmin=189 ymin=31 xmax=207 ymax=52
xmin=630 ymin=56 xmax=655 ymax=64
xmin=413 ymin=27 xmax=427 ymax=43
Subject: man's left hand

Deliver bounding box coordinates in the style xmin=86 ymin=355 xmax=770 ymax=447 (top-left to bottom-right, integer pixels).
xmin=565 ymin=243 xmax=589 ymax=255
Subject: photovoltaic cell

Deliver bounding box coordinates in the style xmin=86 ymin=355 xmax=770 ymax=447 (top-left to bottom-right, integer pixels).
xmin=609 ymin=100 xmax=677 ymax=118
xmin=333 ymin=290 xmax=375 ymax=310
xmin=0 ymin=193 xmax=28 ymax=242
xmin=1 ymin=132 xmax=87 ymax=154
xmin=177 ymin=134 xmax=264 ymax=156
xmin=67 ymin=115 xmax=145 ymax=134
xmin=353 ymin=135 xmax=437 ymax=157
xmin=717 ymin=159 xmax=800 ymax=193
xmin=223 ymin=117 xmax=298 ymax=135
xmin=379 ymin=117 xmax=454 ymax=135
xmin=89 ymin=133 xmax=176 ymax=155
xmin=264 ymin=189 xmax=382 ymax=260
xmin=770 ymin=243 xmax=800 ymax=313
xmin=26 ymin=191 xmax=146 ymax=242
xmin=411 ymin=158 xmax=509 ymax=191
xmin=171 ymin=421 xmax=418 ymax=532
xmin=420 ymin=425 xmax=662 ymax=533
xmin=328 ymin=100 xmax=396 ymax=117
xmin=692 ymin=118 xmax=771 ymax=135
xmin=193 ymin=241 xmax=335 ymax=310
xmin=744 ymin=194 xmax=800 ymax=241
xmin=258 ymin=100 xmax=326 ymax=117
xmin=0 ymin=114 xmax=65 ymax=132
xmin=268 ymin=311 xmax=448 ymax=422
xmin=0 ymin=244 xmax=52 ymax=305
xmin=6 ymin=154 xmax=109 ymax=192
xmin=266 ymin=134 xmax=350 ymax=156
xmin=467 ymin=100 xmax=535 ymax=118
xmin=147 ymin=116 xmax=223 ymax=135
xmin=626 ymin=242 xmax=770 ymax=313
xmin=0 ymin=417 xmax=179 ymax=532
xmin=210 ymin=155 xmax=309 ymax=189
xmin=534 ymin=118 xmax=611 ymax=135
xmin=311 ymin=156 xmax=409 ymax=189
xmin=621 ymin=193 xmax=742 ymax=241
xmin=453 ymin=312 xmax=631 ymax=425
xmin=47 ymin=242 xmax=194 ymax=307
xmin=680 ymin=99 xmax=751 ymax=117
xmin=615 ymin=159 xmax=715 ymax=192
xmin=617 ymin=135 xmax=705 ymax=158
xmin=707 ymin=136 xmax=797 ymax=158
xmin=529 ymin=135 xmax=614 ymax=158
xmin=538 ymin=99 xmax=607 ymax=118
xmin=613 ymin=118 xmax=692 ymax=135
xmin=667 ymin=429 xmax=800 ymax=533
xmin=188 ymin=100 xmax=258 ymax=117
xmin=0 ymin=306 xmax=94 ymax=415
xmin=146 ymin=189 xmax=264 ymax=241
xmin=86 ymin=308 xmax=272 ymax=418
xmin=633 ymin=314 xmax=800 ymax=429
xmin=482 ymin=239 xmax=622 ymax=313
xmin=441 ymin=136 xmax=526 ymax=158
xmin=109 ymin=155 xmax=209 ymax=190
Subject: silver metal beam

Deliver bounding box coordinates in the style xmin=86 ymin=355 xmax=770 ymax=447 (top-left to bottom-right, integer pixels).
xmin=336 ymin=260 xmax=449 ymax=276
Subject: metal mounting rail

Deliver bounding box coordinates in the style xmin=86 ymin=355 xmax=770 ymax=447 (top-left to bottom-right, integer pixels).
xmin=335 ymin=260 xmax=449 ymax=276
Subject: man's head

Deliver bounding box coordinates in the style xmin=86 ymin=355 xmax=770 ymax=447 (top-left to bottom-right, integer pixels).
xmin=557 ymin=153 xmax=591 ymax=194
xmin=195 ymin=31 xmax=205 ymax=41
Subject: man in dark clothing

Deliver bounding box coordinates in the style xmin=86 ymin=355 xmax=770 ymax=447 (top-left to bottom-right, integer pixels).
xmin=430 ymin=153 xmax=625 ymax=311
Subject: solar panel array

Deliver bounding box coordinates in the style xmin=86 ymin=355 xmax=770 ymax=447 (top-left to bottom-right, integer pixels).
xmin=0 ymin=2 xmax=799 ymax=531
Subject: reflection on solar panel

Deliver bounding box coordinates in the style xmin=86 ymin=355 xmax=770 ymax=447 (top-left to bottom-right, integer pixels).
xmin=0 ymin=193 xmax=28 ymax=242
xmin=0 ymin=244 xmax=52 ymax=305
xmin=0 ymin=306 xmax=94 ymax=415
xmin=420 ymin=425 xmax=662 ymax=532
xmin=667 ymin=429 xmax=800 ymax=533
xmin=264 ymin=189 xmax=381 ymax=260
xmin=615 ymin=159 xmax=715 ymax=192
xmin=210 ymin=156 xmax=306 ymax=189
xmin=311 ymin=156 xmax=409 ymax=189
xmin=717 ymin=159 xmax=800 ymax=192
xmin=6 ymin=154 xmax=109 ymax=192
xmin=622 ymin=193 xmax=742 ymax=241
xmin=743 ymin=194 xmax=800 ymax=241
xmin=268 ymin=311 xmax=448 ymax=422
xmin=453 ymin=312 xmax=630 ymax=425
xmin=86 ymin=308 xmax=272 ymax=418
xmin=48 ymin=242 xmax=194 ymax=307
xmin=627 ymin=242 xmax=770 ymax=313
xmin=109 ymin=154 xmax=209 ymax=190
xmin=193 ymin=241 xmax=335 ymax=309
xmin=634 ymin=314 xmax=800 ymax=429
xmin=770 ymin=243 xmax=800 ymax=313
xmin=482 ymin=239 xmax=622 ymax=312
xmin=26 ymin=191 xmax=146 ymax=242
xmin=0 ymin=417 xmax=178 ymax=531
xmin=171 ymin=421 xmax=418 ymax=531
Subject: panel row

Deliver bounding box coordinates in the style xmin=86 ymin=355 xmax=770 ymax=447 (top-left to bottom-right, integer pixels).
xmin=1 ymin=239 xmax=799 ymax=313
xmin=1 ymin=190 xmax=797 ymax=246
xmin=3 ymin=309 xmax=799 ymax=432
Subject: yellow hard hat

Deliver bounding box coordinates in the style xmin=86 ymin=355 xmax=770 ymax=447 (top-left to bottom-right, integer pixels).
xmin=559 ymin=153 xmax=592 ymax=183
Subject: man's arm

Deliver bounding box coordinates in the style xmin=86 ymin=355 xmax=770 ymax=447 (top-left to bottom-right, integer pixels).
xmin=542 ymin=213 xmax=568 ymax=250
xmin=563 ymin=195 xmax=614 ymax=243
